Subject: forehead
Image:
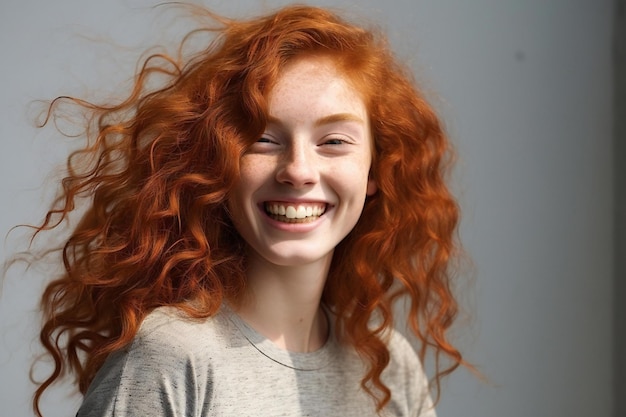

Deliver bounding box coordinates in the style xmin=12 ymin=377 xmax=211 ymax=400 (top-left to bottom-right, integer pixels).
xmin=267 ymin=56 xmax=367 ymax=119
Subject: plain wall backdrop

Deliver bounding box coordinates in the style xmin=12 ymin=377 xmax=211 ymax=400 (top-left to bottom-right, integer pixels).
xmin=0 ymin=1 xmax=615 ymax=416
xmin=616 ymin=1 xmax=626 ymax=415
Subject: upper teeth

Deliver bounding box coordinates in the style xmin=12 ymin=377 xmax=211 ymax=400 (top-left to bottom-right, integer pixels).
xmin=265 ymin=203 xmax=326 ymax=219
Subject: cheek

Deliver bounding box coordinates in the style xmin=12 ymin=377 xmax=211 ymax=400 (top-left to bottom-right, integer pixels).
xmin=240 ymin=155 xmax=274 ymax=179
xmin=332 ymin=158 xmax=373 ymax=196
xmin=228 ymin=156 xmax=271 ymax=217
xmin=236 ymin=158 xmax=267 ymax=192
xmin=355 ymin=154 xmax=374 ymax=187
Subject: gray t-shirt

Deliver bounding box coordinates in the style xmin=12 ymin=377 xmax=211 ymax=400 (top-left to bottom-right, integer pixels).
xmin=77 ymin=306 xmax=436 ymax=417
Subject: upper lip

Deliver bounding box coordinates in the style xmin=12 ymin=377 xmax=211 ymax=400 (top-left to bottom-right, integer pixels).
xmin=260 ymin=198 xmax=331 ymax=206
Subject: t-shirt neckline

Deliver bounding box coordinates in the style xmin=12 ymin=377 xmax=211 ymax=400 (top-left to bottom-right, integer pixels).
xmin=221 ymin=303 xmax=336 ymax=371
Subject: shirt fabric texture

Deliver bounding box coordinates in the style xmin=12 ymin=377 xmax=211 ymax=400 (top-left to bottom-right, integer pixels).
xmin=77 ymin=305 xmax=436 ymax=417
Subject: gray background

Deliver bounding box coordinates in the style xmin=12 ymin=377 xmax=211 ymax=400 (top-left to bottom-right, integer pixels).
xmin=0 ymin=0 xmax=618 ymax=416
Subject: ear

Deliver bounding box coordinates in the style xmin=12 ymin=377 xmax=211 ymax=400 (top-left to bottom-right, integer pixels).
xmin=366 ymin=177 xmax=378 ymax=196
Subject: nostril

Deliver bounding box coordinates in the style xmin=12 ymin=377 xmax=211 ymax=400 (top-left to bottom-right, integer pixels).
xmin=274 ymin=147 xmax=319 ymax=187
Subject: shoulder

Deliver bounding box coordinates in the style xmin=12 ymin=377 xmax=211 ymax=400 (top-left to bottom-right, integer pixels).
xmin=382 ymin=328 xmax=437 ymax=417
xmin=387 ymin=328 xmax=421 ymax=367
xmin=382 ymin=328 xmax=425 ymax=388
xmin=129 ymin=306 xmax=249 ymax=357
xmin=138 ymin=306 xmax=229 ymax=340
xmin=78 ymin=307 xmax=240 ymax=417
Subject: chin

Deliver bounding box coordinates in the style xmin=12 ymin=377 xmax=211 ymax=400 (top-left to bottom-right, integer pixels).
xmin=253 ymin=244 xmax=335 ymax=268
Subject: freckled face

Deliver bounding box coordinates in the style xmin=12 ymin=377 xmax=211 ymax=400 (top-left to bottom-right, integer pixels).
xmin=227 ymin=56 xmax=377 ymax=268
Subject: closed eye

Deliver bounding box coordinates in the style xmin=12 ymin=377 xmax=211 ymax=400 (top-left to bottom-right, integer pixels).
xmin=245 ymin=135 xmax=281 ymax=154
xmin=321 ymin=136 xmax=352 ymax=146
xmin=258 ymin=136 xmax=277 ymax=144
xmin=324 ymin=138 xmax=346 ymax=145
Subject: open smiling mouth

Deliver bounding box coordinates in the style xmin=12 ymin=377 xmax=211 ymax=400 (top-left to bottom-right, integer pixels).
xmin=264 ymin=202 xmax=327 ymax=223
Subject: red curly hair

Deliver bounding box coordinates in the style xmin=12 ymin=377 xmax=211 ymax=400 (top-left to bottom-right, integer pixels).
xmin=28 ymin=4 xmax=464 ymax=416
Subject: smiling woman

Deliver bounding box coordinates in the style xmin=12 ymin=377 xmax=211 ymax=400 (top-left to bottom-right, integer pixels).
xmin=228 ymin=56 xmax=376 ymax=272
xmin=16 ymin=4 xmax=467 ymax=417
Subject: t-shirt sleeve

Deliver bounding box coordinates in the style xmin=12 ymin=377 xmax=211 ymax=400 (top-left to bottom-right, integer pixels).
xmin=77 ymin=315 xmax=210 ymax=417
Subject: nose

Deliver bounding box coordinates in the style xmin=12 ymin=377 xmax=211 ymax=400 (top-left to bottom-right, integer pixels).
xmin=275 ymin=141 xmax=319 ymax=188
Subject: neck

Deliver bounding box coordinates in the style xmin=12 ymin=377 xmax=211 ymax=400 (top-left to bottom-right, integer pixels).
xmin=234 ymin=252 xmax=332 ymax=353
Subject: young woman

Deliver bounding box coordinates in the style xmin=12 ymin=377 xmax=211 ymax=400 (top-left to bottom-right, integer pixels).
xmin=28 ymin=4 xmax=465 ymax=416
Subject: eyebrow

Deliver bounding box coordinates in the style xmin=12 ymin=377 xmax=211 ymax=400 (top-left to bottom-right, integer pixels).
xmin=266 ymin=113 xmax=365 ymax=128
xmin=313 ymin=113 xmax=365 ymax=127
